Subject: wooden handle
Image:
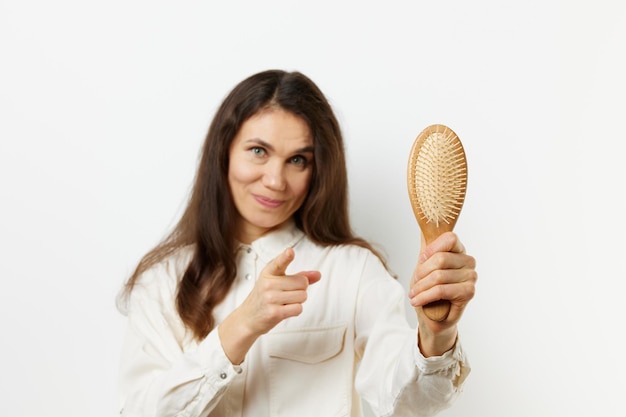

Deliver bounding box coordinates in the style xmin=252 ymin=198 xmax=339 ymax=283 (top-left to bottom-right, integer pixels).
xmin=422 ymin=233 xmax=452 ymax=322
xmin=422 ymin=300 xmax=451 ymax=322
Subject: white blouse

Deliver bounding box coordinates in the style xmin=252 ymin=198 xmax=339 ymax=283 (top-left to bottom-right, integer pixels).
xmin=117 ymin=221 xmax=470 ymax=417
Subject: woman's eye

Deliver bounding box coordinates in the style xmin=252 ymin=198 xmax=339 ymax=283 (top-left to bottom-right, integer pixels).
xmin=251 ymin=147 xmax=266 ymax=157
xmin=290 ymin=155 xmax=308 ymax=166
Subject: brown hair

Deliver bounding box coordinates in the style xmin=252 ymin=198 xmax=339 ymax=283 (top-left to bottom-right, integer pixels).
xmin=121 ymin=70 xmax=386 ymax=340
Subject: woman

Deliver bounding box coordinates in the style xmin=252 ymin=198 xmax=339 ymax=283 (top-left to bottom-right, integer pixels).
xmin=117 ymin=70 xmax=477 ymax=417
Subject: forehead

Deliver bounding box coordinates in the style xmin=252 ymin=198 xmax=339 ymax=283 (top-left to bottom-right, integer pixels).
xmin=235 ymin=109 xmax=313 ymax=146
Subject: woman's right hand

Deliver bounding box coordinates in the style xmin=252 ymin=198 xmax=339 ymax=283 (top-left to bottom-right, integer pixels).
xmin=218 ymin=248 xmax=321 ymax=364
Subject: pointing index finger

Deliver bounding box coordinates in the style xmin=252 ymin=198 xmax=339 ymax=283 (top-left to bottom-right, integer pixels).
xmin=269 ymin=247 xmax=295 ymax=277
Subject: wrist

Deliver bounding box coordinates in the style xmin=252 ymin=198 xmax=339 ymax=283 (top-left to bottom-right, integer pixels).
xmin=418 ymin=326 xmax=458 ymax=357
xmin=218 ymin=309 xmax=259 ymax=365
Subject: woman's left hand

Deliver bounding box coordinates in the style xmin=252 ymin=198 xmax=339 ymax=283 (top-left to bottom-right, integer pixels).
xmin=408 ymin=232 xmax=477 ymax=356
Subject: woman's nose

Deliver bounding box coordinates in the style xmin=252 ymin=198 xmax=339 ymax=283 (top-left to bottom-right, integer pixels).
xmin=262 ymin=163 xmax=286 ymax=191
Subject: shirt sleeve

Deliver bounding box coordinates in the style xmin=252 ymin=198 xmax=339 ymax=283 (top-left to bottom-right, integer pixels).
xmin=117 ymin=262 xmax=245 ymax=417
xmin=353 ymin=252 xmax=470 ymax=417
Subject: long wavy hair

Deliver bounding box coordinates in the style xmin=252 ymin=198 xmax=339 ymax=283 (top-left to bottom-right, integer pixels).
xmin=120 ymin=70 xmax=386 ymax=340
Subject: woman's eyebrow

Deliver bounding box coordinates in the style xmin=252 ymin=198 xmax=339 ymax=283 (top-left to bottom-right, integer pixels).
xmin=245 ymin=138 xmax=275 ymax=151
xmin=295 ymin=145 xmax=315 ymax=154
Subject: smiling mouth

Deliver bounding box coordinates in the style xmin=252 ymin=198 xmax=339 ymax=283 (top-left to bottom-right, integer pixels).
xmin=253 ymin=194 xmax=284 ymax=209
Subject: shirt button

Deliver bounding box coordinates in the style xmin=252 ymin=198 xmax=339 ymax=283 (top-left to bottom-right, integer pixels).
xmin=220 ymin=372 xmax=227 ymax=379
xmin=245 ymin=273 xmax=252 ymax=281
xmin=246 ymin=247 xmax=252 ymax=254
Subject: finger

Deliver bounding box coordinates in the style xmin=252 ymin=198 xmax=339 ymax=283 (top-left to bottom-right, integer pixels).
xmin=419 ymin=232 xmax=466 ymax=263
xmin=274 ymin=271 xmax=321 ymax=292
xmin=410 ymin=280 xmax=475 ymax=308
xmin=417 ymin=252 xmax=476 ymax=281
xmin=264 ymin=288 xmax=309 ymax=305
xmin=299 ymin=270 xmax=321 ymax=285
xmin=409 ymin=257 xmax=476 ymax=298
xmin=266 ymin=248 xmax=295 ymax=277
xmin=411 ymin=265 xmax=475 ymax=295
xmin=410 ymin=282 xmax=449 ymax=307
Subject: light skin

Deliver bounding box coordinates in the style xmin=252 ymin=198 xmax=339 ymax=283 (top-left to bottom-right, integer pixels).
xmin=227 ymin=107 xmax=315 ymax=245
xmin=219 ymin=108 xmax=477 ymax=364
xmin=219 ymin=108 xmax=321 ymax=364
xmin=410 ymin=232 xmax=477 ymax=357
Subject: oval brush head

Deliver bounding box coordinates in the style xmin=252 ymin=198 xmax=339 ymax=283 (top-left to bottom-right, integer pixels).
xmin=407 ymin=124 xmax=467 ymax=321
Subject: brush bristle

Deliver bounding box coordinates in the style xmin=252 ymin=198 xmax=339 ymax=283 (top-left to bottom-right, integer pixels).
xmin=409 ymin=128 xmax=467 ymax=227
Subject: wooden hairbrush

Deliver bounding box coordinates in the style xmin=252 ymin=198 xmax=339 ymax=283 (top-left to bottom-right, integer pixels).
xmin=407 ymin=124 xmax=467 ymax=321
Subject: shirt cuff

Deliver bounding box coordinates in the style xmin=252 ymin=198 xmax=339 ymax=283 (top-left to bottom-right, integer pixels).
xmin=414 ymin=331 xmax=470 ymax=386
xmin=194 ymin=327 xmax=246 ymax=388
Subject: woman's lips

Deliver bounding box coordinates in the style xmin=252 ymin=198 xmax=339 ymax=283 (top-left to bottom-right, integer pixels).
xmin=253 ymin=194 xmax=284 ymax=209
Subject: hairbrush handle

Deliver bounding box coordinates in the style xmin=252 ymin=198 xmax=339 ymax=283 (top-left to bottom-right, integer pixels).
xmin=407 ymin=124 xmax=467 ymax=322
xmin=422 ymin=231 xmax=452 ymax=322
xmin=421 ymin=225 xmax=454 ymax=321
xmin=423 ymin=300 xmax=451 ymax=322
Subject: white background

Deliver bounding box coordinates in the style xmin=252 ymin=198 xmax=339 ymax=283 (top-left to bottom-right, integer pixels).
xmin=1 ymin=1 xmax=625 ymax=416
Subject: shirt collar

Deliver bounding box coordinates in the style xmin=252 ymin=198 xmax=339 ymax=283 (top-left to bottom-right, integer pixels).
xmin=243 ymin=220 xmax=305 ymax=263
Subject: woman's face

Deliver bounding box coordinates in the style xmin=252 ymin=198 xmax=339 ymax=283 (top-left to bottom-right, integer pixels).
xmin=228 ymin=108 xmax=314 ymax=243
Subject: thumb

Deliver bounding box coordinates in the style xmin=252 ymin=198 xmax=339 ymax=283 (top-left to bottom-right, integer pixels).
xmin=418 ymin=233 xmax=429 ymax=264
xmin=267 ymin=247 xmax=295 ymax=277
